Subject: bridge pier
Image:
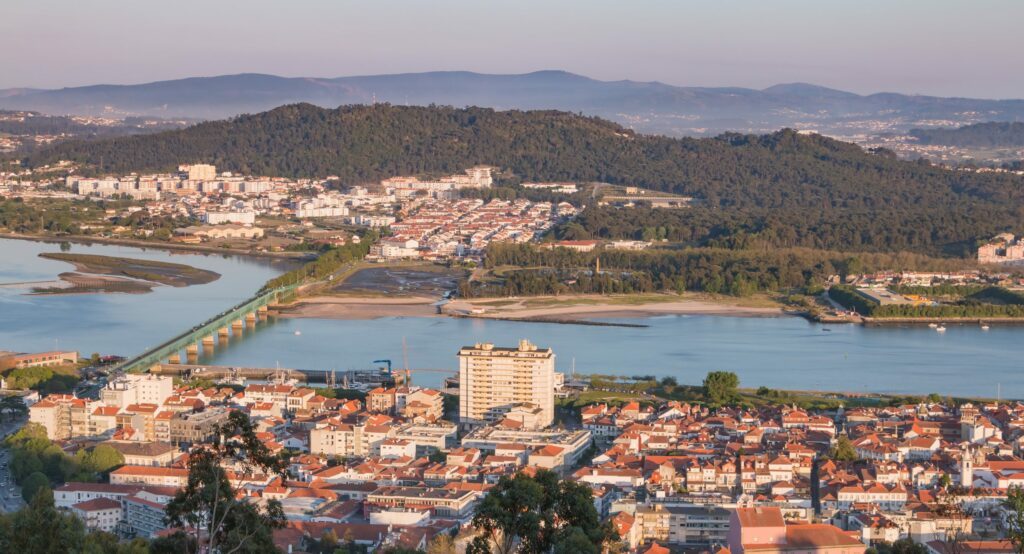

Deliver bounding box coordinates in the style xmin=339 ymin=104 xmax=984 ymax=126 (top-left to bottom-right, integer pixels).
xmin=232 ymin=319 xmax=244 ymax=336
xmin=168 ymin=352 xmax=181 ymax=364
xmin=202 ymin=335 xmax=215 ymax=354
xmin=186 ymin=343 xmax=199 ymax=363
xmin=257 ymin=305 xmax=268 ymax=315
xmin=218 ymin=326 xmax=230 ymax=338
xmin=245 ymin=312 xmax=257 ymax=327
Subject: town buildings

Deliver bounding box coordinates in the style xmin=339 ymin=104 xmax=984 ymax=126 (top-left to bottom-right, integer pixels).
xmin=20 ymin=342 xmax=1024 ymax=553
xmin=0 ymin=349 xmax=78 ymax=370
xmin=979 ymin=234 xmax=1024 ymax=265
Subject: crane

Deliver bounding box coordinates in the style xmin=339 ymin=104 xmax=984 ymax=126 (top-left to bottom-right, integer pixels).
xmin=372 ymin=359 xmax=392 ymax=373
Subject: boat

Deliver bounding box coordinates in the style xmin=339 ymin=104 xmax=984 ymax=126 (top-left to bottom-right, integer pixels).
xmin=935 ymin=325 xmax=947 ymax=332
xmin=822 ymin=328 xmax=832 ymax=332
xmin=928 ymin=323 xmax=938 ymax=328
xmin=981 ymin=324 xmax=990 ymax=331
xmin=294 ymin=330 xmax=302 ymax=336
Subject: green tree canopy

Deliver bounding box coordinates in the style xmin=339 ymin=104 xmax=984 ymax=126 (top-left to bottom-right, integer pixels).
xmin=828 ymin=435 xmax=859 ymax=462
xmin=164 ymin=410 xmax=289 ymax=553
xmin=467 ymin=469 xmax=616 ymax=554
xmin=0 ymin=488 xmax=86 ymax=553
xmin=21 ymin=471 xmax=51 ymax=503
xmin=1003 ymin=486 xmax=1024 ymax=554
xmin=702 ymin=371 xmax=739 ymax=405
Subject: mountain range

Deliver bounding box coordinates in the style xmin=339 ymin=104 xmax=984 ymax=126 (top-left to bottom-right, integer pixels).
xmin=3 ymin=71 xmax=1023 ymax=137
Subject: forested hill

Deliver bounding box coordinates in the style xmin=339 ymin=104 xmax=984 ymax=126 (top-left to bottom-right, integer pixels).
xmin=20 ymin=103 xmax=1024 ymax=256
xmin=909 ymin=122 xmax=1024 ymax=147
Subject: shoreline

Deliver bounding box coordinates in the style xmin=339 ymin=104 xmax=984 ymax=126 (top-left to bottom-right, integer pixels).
xmin=863 ymin=317 xmax=1024 ymax=326
xmin=445 ymin=295 xmax=787 ymax=321
xmin=274 ymin=295 xmax=443 ymax=320
xmin=0 ymin=232 xmax=314 ymax=262
xmin=275 ymin=293 xmax=789 ymax=322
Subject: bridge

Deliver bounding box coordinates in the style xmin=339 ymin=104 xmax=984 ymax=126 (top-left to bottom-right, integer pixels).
xmin=115 ymin=285 xmax=297 ymax=374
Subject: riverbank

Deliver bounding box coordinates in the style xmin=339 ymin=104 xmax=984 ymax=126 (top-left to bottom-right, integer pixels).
xmin=274 ymin=292 xmax=788 ymax=322
xmin=274 ymin=295 xmax=441 ymax=319
xmin=445 ymin=293 xmax=787 ymax=321
xmin=0 ymin=232 xmax=313 ymax=261
xmin=863 ymin=317 xmax=1024 ymax=326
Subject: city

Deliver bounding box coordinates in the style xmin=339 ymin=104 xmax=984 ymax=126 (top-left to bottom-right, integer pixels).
xmin=3 ymin=2 xmax=1024 ymax=554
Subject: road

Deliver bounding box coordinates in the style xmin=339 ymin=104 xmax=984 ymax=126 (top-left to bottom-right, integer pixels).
xmin=0 ymin=415 xmax=28 ymax=513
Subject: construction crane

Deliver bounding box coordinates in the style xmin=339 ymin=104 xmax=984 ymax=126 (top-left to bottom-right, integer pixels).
xmin=372 ymin=359 xmax=392 ymax=373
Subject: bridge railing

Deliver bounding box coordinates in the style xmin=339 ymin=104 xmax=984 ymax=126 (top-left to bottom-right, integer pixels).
xmin=115 ymin=285 xmax=297 ymax=374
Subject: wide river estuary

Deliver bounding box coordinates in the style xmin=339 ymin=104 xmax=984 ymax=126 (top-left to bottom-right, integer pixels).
xmin=1 ymin=238 xmax=1020 ymax=397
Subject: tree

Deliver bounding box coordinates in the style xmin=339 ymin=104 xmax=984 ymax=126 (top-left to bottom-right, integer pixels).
xmin=878 ymin=538 xmax=928 ymax=554
xmin=426 ymin=534 xmax=456 ymax=554
xmin=0 ymin=488 xmax=87 ymax=553
xmin=21 ymin=471 xmax=50 ymax=503
xmin=553 ymin=526 xmax=598 ymax=554
xmin=428 ymin=450 xmax=447 ymax=464
xmin=935 ymin=488 xmax=973 ymax=554
xmin=81 ymin=531 xmax=151 ymax=554
xmin=164 ymin=410 xmax=289 ymax=554
xmin=828 ymin=435 xmax=858 ymax=462
xmin=702 ymin=371 xmax=739 ymax=405
xmin=0 ymin=396 xmax=28 ymax=422
xmin=1003 ymin=486 xmax=1024 ymax=554
xmin=80 ymin=444 xmax=125 ymax=474
xmin=149 ymin=531 xmax=197 ymax=554
xmin=467 ymin=470 xmax=615 ymax=554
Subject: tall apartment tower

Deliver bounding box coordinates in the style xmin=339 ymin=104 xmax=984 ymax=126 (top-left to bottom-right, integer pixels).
xmin=179 ymin=163 xmax=217 ymax=181
xmin=457 ymin=340 xmax=555 ymax=429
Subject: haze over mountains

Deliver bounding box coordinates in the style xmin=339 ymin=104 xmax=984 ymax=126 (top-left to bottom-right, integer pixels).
xmin=3 ymin=71 xmax=1024 ymax=137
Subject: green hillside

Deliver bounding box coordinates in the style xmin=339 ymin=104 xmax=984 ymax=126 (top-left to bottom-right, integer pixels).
xmin=19 ymin=103 xmax=1024 ymax=256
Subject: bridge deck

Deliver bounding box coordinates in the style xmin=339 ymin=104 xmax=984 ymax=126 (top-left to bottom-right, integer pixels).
xmin=116 ymin=285 xmax=296 ymax=374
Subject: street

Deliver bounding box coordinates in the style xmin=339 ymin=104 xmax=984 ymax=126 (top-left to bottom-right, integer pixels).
xmin=0 ymin=415 xmax=28 ymax=513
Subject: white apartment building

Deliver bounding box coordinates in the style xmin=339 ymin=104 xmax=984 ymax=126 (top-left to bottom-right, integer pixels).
xmin=100 ymin=374 xmax=174 ymax=409
xmin=458 ymin=340 xmax=555 ymax=429
xmin=180 ymin=164 xmax=217 ymax=181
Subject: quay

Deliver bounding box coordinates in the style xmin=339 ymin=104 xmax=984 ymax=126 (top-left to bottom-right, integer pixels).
xmin=151 ymin=363 xmax=314 ymax=383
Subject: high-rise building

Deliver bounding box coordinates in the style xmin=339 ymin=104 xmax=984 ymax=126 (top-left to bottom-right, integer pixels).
xmin=179 ymin=163 xmax=217 ymax=181
xmin=457 ymin=340 xmax=555 ymax=429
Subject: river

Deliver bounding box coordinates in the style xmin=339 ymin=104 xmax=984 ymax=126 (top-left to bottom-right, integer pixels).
xmin=2 ymin=238 xmax=1021 ymax=397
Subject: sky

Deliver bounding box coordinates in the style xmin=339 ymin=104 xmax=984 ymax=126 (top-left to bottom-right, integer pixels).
xmin=3 ymin=0 xmax=1023 ymax=98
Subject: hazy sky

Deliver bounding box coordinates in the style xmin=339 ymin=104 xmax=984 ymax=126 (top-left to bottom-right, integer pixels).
xmin=3 ymin=0 xmax=1022 ymax=98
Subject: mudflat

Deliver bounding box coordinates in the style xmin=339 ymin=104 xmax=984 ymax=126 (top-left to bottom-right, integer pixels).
xmin=33 ymin=252 xmax=220 ymax=294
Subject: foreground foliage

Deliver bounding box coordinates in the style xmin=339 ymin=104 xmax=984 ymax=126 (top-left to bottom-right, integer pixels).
xmin=468 ymin=469 xmax=616 ymax=554
xmin=164 ymin=410 xmax=289 ymax=553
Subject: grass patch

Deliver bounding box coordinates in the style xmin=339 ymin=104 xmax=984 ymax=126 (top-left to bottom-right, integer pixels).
xmin=559 ymin=390 xmax=650 ymax=408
